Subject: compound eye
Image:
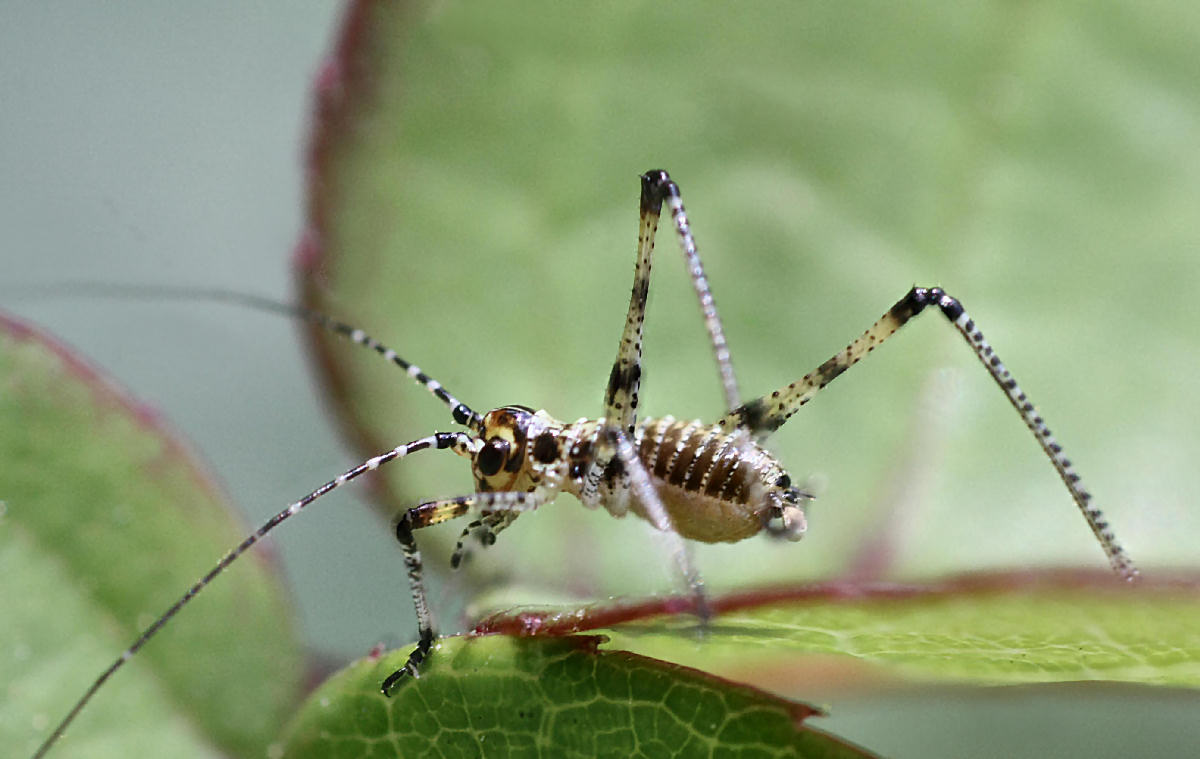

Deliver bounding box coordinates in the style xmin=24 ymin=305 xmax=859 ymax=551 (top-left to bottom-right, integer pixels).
xmin=476 ymin=438 xmax=510 ymax=477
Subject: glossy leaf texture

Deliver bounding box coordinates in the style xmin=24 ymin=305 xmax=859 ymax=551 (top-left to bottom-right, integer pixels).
xmin=474 ymin=573 xmax=1200 ymax=692
xmin=280 ymin=571 xmax=1200 ymax=758
xmin=281 ymin=635 xmax=875 ymax=759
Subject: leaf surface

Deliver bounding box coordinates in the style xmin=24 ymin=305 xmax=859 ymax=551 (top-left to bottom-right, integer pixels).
xmin=473 ymin=573 xmax=1200 ymax=693
xmin=0 ymin=313 xmax=304 ymax=757
xmin=282 ymin=635 xmax=875 ymax=759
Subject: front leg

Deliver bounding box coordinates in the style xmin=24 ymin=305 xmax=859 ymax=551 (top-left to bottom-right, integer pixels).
xmin=383 ymin=490 xmax=549 ymax=695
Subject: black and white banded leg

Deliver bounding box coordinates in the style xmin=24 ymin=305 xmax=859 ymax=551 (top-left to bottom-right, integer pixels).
xmin=384 ymin=489 xmax=552 ymax=694
xmin=717 ymin=286 xmax=1137 ymax=582
xmin=611 ymin=427 xmax=710 ymax=617
xmin=645 ymin=170 xmax=741 ymax=411
xmin=583 ymin=170 xmax=748 ymax=619
xmin=602 ymin=170 xmax=743 ymax=443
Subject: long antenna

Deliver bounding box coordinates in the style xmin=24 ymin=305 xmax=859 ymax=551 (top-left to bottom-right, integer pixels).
xmin=29 ymin=431 xmax=471 ymax=759
xmin=7 ymin=282 xmax=482 ymax=430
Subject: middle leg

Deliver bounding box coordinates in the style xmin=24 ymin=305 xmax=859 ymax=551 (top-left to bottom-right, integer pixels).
xmin=449 ymin=510 xmax=520 ymax=569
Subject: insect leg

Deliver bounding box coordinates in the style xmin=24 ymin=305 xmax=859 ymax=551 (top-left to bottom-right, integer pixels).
xmin=641 ymin=170 xmax=741 ymax=410
xmin=31 ymin=431 xmax=470 ymax=759
xmin=603 ymin=171 xmax=742 ymax=440
xmin=602 ymin=177 xmax=659 ymax=437
xmin=383 ymin=489 xmax=550 ymax=695
xmin=717 ymin=286 xmax=1137 ymax=581
xmin=609 ymin=428 xmax=709 ymax=620
xmin=450 ymin=511 xmax=519 ymax=569
xmin=586 ymin=172 xmax=728 ymax=617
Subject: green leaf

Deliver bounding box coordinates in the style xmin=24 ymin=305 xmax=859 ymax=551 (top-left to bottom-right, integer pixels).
xmin=0 ymin=313 xmax=305 ymax=757
xmin=473 ymin=573 xmax=1200 ymax=692
xmin=281 ymin=635 xmax=875 ymax=759
xmin=280 ymin=570 xmax=1200 ymax=757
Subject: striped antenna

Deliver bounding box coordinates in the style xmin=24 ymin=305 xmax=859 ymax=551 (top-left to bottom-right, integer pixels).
xmin=8 ymin=282 xmax=482 ymax=431
xmin=29 ymin=431 xmax=472 ymax=759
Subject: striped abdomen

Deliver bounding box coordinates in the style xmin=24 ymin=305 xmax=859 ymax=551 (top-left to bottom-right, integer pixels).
xmin=632 ymin=416 xmax=789 ymax=543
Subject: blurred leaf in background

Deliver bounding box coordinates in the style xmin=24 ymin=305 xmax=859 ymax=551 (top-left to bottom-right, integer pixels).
xmin=304 ymin=0 xmax=1200 ymax=605
xmin=0 ymin=315 xmax=303 ymax=756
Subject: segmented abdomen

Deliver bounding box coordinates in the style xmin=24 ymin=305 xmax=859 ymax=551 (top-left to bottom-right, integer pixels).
xmin=633 ymin=416 xmax=787 ymax=543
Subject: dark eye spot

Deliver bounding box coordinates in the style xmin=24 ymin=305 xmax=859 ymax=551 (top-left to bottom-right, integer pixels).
xmin=476 ymin=438 xmax=509 ymax=477
xmin=775 ymin=474 xmax=791 ymax=489
xmin=532 ymin=432 xmax=559 ymax=464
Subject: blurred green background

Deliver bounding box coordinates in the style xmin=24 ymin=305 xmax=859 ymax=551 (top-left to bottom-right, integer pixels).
xmin=3 ymin=1 xmax=1198 ymax=756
